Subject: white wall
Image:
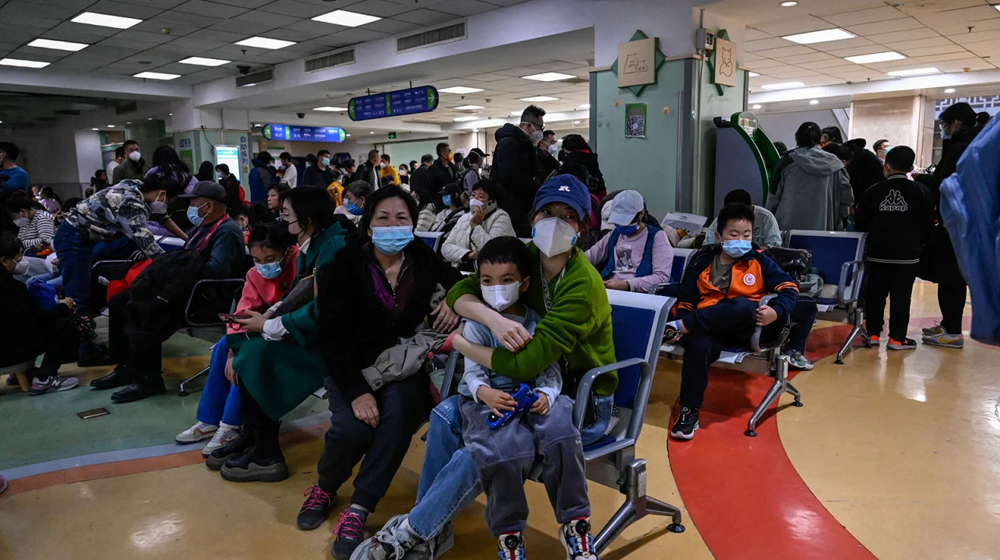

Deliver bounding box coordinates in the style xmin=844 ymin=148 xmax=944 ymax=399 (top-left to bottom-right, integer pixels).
xmin=75 ymin=130 xmax=104 ymax=187
xmin=5 ymin=124 xmax=96 ymax=199
xmin=756 ymin=109 xmax=847 ymax=149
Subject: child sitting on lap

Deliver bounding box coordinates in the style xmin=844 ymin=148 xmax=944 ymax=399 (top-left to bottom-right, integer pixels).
xmin=457 ymin=236 xmax=596 ymax=560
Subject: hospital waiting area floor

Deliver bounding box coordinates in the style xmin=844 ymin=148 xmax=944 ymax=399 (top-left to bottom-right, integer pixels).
xmin=2 ymin=280 xmax=998 ymax=560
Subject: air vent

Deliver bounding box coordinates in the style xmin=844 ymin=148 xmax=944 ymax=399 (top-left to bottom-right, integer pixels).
xmin=115 ymin=101 xmax=138 ymax=115
xmin=236 ymin=68 xmax=274 ymax=88
xmin=397 ymin=21 xmax=466 ymax=53
xmin=305 ymin=48 xmax=355 ymax=73
xmin=55 ymin=109 xmax=81 ymax=116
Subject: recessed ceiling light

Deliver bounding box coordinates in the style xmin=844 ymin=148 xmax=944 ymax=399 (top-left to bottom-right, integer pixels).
xmin=235 ymin=36 xmax=296 ymax=50
xmin=0 ymin=58 xmax=50 ymax=68
xmin=748 ymin=71 xmax=760 ymax=77
xmin=455 ymin=105 xmax=485 ymax=110
xmin=346 ymin=133 xmax=351 ymax=137
xmin=134 ymin=71 xmax=180 ymax=80
xmin=887 ymin=67 xmax=939 ymax=77
xmin=71 ymin=12 xmax=141 ymax=29
xmin=313 ymin=106 xmax=348 ymax=112
xmin=753 ymin=104 xmax=762 ymax=109
xmin=27 ymin=38 xmax=88 ymax=52
xmin=578 ymin=103 xmax=591 ymax=110
xmin=521 ymin=72 xmax=576 ymax=82
xmin=809 ymin=99 xmax=819 ymax=105
xmin=509 ymin=111 xmax=523 ymax=117
xmin=783 ymin=28 xmax=855 ymax=45
xmin=180 ymin=57 xmax=230 ymax=67
xmin=944 ymin=87 xmax=956 ymax=93
xmin=107 ymin=124 xmax=115 ymax=128
xmin=573 ymin=120 xmax=581 ymax=124
xmin=369 ymin=131 xmax=375 ymax=134
xmin=453 ymin=116 xmax=479 ymax=122
xmin=845 ymin=51 xmax=905 ymax=64
xmin=780 ymin=1 xmax=798 ymax=6
xmin=91 ymin=128 xmax=99 ymax=131
xmin=439 ymin=86 xmax=484 ymax=94
xmin=995 ymin=4 xmax=1000 ymax=13
xmin=520 ymin=96 xmax=559 ymax=102
xmin=147 ymin=117 xmax=152 ymax=120
xmin=126 ymin=121 xmax=132 ymax=124
xmin=760 ymin=81 xmax=804 ymax=90
xmin=312 ymin=10 xmax=381 ymax=27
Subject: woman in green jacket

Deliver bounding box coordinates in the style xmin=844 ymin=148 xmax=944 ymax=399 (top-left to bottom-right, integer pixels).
xmin=219 ymin=186 xmax=350 ymax=482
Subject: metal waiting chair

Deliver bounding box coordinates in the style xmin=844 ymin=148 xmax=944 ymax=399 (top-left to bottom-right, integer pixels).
xmin=414 ymin=231 xmax=445 ymax=252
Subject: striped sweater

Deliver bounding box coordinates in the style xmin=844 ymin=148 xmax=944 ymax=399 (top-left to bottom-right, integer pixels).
xmin=18 ymin=210 xmax=55 ymax=249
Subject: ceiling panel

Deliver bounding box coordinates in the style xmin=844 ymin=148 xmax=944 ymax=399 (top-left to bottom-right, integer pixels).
xmin=913 ymin=5 xmax=1000 ymax=25
xmin=431 ymin=0 xmax=511 ymax=17
xmin=744 ymin=37 xmax=794 ymax=52
xmin=952 ymin=40 xmax=1000 ymax=57
xmin=366 ymin=18 xmax=421 ymax=35
xmin=0 ymin=1 xmax=80 ymax=20
xmin=896 ymin=0 xmax=986 ymax=16
xmin=394 ymin=8 xmax=454 ymax=25
xmin=752 ymin=15 xmax=838 ymax=36
xmin=207 ymin=0 xmax=272 ymax=7
xmin=897 ymin=44 xmax=968 ymax=58
xmin=281 ymin=19 xmax=346 ymax=36
xmin=823 ymin=6 xmax=908 ymax=26
xmin=752 ymin=45 xmax=818 ymax=58
xmin=258 ymin=0 xmax=334 ymax=17
xmin=807 ymin=37 xmax=875 ymax=53
xmin=779 ymin=52 xmax=841 ymax=65
xmin=951 ymin=29 xmax=1000 ymax=45
xmin=346 ymin=0 xmax=412 ymax=18
xmin=86 ymin=0 xmax=164 ymax=19
xmin=744 ymin=28 xmax=773 ymax=41
xmin=175 ymin=0 xmax=248 ymax=18
xmin=844 ymin=17 xmax=926 ymax=36
xmin=883 ymin=36 xmax=957 ymax=51
xmin=917 ymin=51 xmax=983 ymax=63
xmin=330 ymin=27 xmax=389 ymax=44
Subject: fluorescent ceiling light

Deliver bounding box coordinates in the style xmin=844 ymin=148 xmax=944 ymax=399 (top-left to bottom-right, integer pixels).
xmin=134 ymin=71 xmax=180 ymax=80
xmin=887 ymin=67 xmax=939 ymax=77
xmin=783 ymin=28 xmax=854 ymax=44
xmin=107 ymin=125 xmax=115 ymax=128
xmin=180 ymin=57 xmax=230 ymax=67
xmin=578 ymin=103 xmax=591 ymax=109
xmin=312 ymin=10 xmax=381 ymax=27
xmin=995 ymin=4 xmax=1000 ymax=13
xmin=509 ymin=111 xmax=523 ymax=117
xmin=573 ymin=120 xmax=581 ymax=124
xmin=520 ymin=96 xmax=559 ymax=102
xmin=439 ymin=86 xmax=483 ymax=94
xmin=313 ymin=106 xmax=348 ymax=112
xmin=781 ymin=1 xmax=798 ymax=6
xmin=27 ymin=39 xmax=88 ymax=52
xmin=453 ymin=116 xmax=480 ymax=122
xmin=752 ymin=104 xmax=762 ymax=109
xmin=521 ymin=72 xmax=576 ymax=82
xmin=346 ymin=133 xmax=351 ymax=137
xmin=235 ymin=36 xmax=296 ymax=50
xmin=0 ymin=58 xmax=50 ymax=68
xmin=71 ymin=12 xmax=141 ymax=29
xmin=944 ymin=88 xmax=956 ymax=93
xmin=760 ymin=81 xmax=804 ymax=90
xmin=845 ymin=51 xmax=905 ymax=64
xmin=809 ymin=99 xmax=819 ymax=105
xmin=369 ymin=131 xmax=375 ymax=134
xmin=455 ymin=105 xmax=485 ymax=110
xmin=91 ymin=128 xmax=99 ymax=131
xmin=748 ymin=71 xmax=760 ymax=77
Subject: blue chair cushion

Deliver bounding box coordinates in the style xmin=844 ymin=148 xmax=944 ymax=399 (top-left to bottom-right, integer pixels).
xmin=609 ymin=304 xmax=656 ymax=408
xmin=583 ymin=434 xmax=617 ymax=453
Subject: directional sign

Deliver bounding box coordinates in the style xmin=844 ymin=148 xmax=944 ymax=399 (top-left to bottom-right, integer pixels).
xmin=348 ymin=86 xmax=438 ymax=121
xmin=262 ymin=124 xmax=346 ymax=143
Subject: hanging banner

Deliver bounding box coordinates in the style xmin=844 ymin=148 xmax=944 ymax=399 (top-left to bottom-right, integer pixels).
xmin=348 ymin=86 xmax=438 ymax=121
xmin=262 ymin=124 xmax=346 ymax=143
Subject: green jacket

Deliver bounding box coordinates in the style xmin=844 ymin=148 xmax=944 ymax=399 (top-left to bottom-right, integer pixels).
xmin=280 ymin=222 xmax=349 ymax=347
xmin=446 ymin=243 xmax=617 ymax=396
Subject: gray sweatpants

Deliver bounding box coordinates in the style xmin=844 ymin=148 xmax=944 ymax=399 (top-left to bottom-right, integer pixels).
xmin=459 ymin=394 xmax=590 ymax=536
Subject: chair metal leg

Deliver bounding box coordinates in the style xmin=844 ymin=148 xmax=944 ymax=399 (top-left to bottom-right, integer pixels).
xmin=594 ymin=500 xmax=637 ymax=553
xmin=178 ymin=366 xmax=209 ymax=397
xmin=593 ymin=459 xmax=685 ymax=553
xmin=835 ymin=308 xmax=868 ymax=364
xmin=785 ymin=381 xmax=803 ymax=406
xmin=746 ymin=355 xmax=791 ymax=437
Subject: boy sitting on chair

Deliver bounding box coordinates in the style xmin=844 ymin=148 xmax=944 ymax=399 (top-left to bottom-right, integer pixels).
xmin=457 ymin=236 xmax=596 ymax=559
xmin=665 ymin=203 xmax=799 ymax=440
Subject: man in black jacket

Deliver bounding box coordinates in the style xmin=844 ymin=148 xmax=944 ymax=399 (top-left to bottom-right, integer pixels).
xmin=856 ymin=146 xmax=934 ymax=350
xmin=425 ymin=142 xmax=456 ymax=195
xmin=844 ymin=139 xmax=885 ymax=205
xmin=353 ymin=149 xmax=381 ymax=190
xmin=408 ymin=154 xmax=433 ymax=192
xmin=492 ymin=105 xmax=545 ymax=236
xmin=303 ymin=149 xmax=336 ymax=188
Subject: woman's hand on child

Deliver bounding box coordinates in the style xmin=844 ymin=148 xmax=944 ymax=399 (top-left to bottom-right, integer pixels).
xmin=233 ymin=310 xmax=267 ymax=332
xmin=352 ymin=393 xmax=380 ymax=427
xmin=488 ymin=316 xmax=532 ymax=352
xmin=224 ymin=357 xmax=238 ymax=385
xmin=477 ymin=386 xmax=517 ymax=417
xmin=756 ymin=305 xmax=778 ymax=326
xmin=432 ymin=301 xmax=460 ymax=333
xmin=530 ymin=392 xmax=550 ymax=415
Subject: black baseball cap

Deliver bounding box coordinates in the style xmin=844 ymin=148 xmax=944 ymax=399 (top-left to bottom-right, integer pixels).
xmin=179 ymin=181 xmax=228 ymax=204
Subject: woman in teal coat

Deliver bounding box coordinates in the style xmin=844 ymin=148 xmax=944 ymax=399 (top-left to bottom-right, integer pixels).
xmin=218 ymin=186 xmax=352 ymax=482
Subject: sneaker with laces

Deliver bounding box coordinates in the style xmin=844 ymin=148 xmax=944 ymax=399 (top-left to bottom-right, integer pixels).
xmin=332 ymin=507 xmax=369 ymax=560
xmin=176 ymin=421 xmax=218 ymax=444
xmin=206 ymin=431 xmax=253 ymax=471
xmin=670 ymin=407 xmax=699 ymax=440
xmin=497 ymin=532 xmax=526 ymax=560
xmin=887 ymin=337 xmax=917 ymax=350
xmin=785 ymin=350 xmax=814 ymax=371
xmin=868 ymin=334 xmax=880 ymax=346
xmin=923 ymin=332 xmax=964 ymax=349
xmin=202 ymin=423 xmax=239 ymax=457
xmin=559 ymin=518 xmax=597 ymax=559
xmin=29 ymin=376 xmax=79 ymax=396
xmin=350 ymin=515 xmax=451 ymax=560
xmin=922 ymin=323 xmax=946 ymax=337
xmin=297 ymin=486 xmax=336 ymax=530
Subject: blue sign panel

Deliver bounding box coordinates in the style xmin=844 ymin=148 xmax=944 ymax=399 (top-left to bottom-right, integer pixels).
xmin=262 ymin=124 xmax=346 ymax=143
xmin=348 ymin=86 xmax=438 ymax=121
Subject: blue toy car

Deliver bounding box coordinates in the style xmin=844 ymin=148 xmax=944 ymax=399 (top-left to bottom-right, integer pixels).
xmin=487 ymin=383 xmax=539 ymax=429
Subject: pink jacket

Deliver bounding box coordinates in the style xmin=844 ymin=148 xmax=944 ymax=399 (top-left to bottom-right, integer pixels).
xmin=228 ymin=244 xmax=299 ymax=334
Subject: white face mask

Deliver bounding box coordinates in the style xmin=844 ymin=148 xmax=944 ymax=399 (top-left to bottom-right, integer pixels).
xmin=379 ymin=162 xmax=387 ymax=169
xmin=531 ymin=216 xmax=578 ymax=257
xmin=481 ymin=281 xmax=522 ymax=313
xmin=548 ymin=142 xmax=559 ymax=156
xmin=469 ymin=199 xmax=484 ymax=209
xmin=129 ymin=151 xmax=141 ymax=162
xmin=15 ymin=217 xmax=29 ymax=228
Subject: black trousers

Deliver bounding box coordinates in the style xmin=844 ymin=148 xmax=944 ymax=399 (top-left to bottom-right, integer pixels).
xmin=865 ymin=262 xmax=917 ymax=340
xmin=107 ymin=291 xmax=163 ymax=382
xmin=35 ymin=316 xmax=81 ymax=381
xmin=678 ymin=298 xmax=760 ymax=410
xmin=938 ymin=280 xmax=967 ymax=335
xmin=316 ymin=373 xmax=431 ymax=512
xmin=238 ymin=381 xmax=282 ymax=461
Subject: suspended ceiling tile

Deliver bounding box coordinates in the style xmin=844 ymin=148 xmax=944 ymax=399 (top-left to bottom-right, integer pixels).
xmin=896 ymin=0 xmax=986 ymax=16
xmin=744 ymin=37 xmax=793 ymax=52
xmin=765 ymin=66 xmax=821 ymax=79
xmin=209 ymin=19 xmax=275 ymax=35
xmin=780 ymin=52 xmax=840 ymax=65
xmin=393 ymin=8 xmax=452 ymax=25
xmin=951 ymin=29 xmax=1000 ymax=45
xmin=897 ymin=44 xmax=968 ymax=58
xmin=232 ymin=10 xmax=299 ymax=27
xmin=807 ymin=37 xmax=875 ymax=53
xmin=258 ymin=0 xmax=335 ymax=18
xmin=805 ymin=0 xmax=887 ymax=17
xmin=917 ymin=51 xmax=982 ymax=63
xmin=935 ymin=58 xmax=995 ymax=72
xmin=345 ymin=0 xmax=412 ymax=18
xmin=802 ymin=59 xmax=858 ymax=70
xmin=744 ymin=28 xmax=773 ymax=42
xmin=824 ymin=44 xmax=893 ymax=58
xmin=282 ymin=19 xmax=346 ymax=36
xmin=866 ymin=28 xmax=941 ymax=45
xmin=914 ymin=5 xmax=1000 ymax=25
xmin=742 ymin=59 xmax=788 ymax=70
xmin=206 ymin=0 xmax=272 ymax=8
xmin=822 ymin=6 xmax=908 ymax=26
xmin=365 ymin=18 xmax=421 ymax=35
xmin=330 ymin=27 xmax=389 ymax=44
xmin=35 ymin=28 xmax=113 ymax=44
xmin=174 ymin=1 xmax=247 ymax=18
xmin=429 ymin=0 xmax=497 ymax=17
xmin=752 ymin=45 xmax=817 ymax=58
xmin=752 ymin=15 xmax=839 ymax=37
xmin=929 ymin=18 xmax=1000 ymax=35
xmin=86 ymin=0 xmax=163 ymax=19
xmin=843 ymin=17 xmax=926 ymax=36
xmin=0 ymin=0 xmax=80 ymax=20
xmin=883 ymin=36 xmax=955 ymax=51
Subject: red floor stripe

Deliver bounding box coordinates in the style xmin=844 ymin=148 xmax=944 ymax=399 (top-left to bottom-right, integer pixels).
xmin=668 ymin=325 xmax=876 ymax=560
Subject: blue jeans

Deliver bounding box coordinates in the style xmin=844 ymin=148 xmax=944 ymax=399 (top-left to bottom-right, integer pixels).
xmin=54 ymin=223 xmax=95 ymax=313
xmin=196 ymin=338 xmax=242 ymax=427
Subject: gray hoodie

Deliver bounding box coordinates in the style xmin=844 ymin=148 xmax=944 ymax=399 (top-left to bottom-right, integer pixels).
xmin=767 ymin=146 xmax=854 ymax=231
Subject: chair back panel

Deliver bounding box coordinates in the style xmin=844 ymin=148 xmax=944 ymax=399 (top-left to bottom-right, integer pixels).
xmin=415 ymin=231 xmax=443 ymax=251
xmin=787 ymin=231 xmax=865 ymax=285
xmin=670 ymin=248 xmax=695 ymax=283
xmin=606 ymin=291 xmax=671 ymax=408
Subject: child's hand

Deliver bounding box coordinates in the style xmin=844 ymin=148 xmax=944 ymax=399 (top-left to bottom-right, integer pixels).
xmin=757 ymin=305 xmax=778 ymax=326
xmin=477 ymin=386 xmax=517 ymax=417
xmin=530 ymin=392 xmax=550 ymax=415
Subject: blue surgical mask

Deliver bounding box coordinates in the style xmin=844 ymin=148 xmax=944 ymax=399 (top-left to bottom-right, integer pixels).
xmin=615 ymin=223 xmax=639 ymax=236
xmin=347 ymin=202 xmax=363 ymax=216
xmin=442 ymin=195 xmax=452 ymax=207
xmin=255 ymin=261 xmax=283 ymax=279
xmin=322 ymin=157 xmax=331 ymax=166
xmin=371 ymin=226 xmax=413 ymax=255
xmin=722 ymin=239 xmax=753 ymax=258
xmin=186 ymin=203 xmax=205 ymax=227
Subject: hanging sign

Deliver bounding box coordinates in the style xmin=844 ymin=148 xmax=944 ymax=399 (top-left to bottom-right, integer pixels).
xmin=348 ymin=86 xmax=438 ymax=121
xmin=262 ymin=124 xmax=346 ymax=143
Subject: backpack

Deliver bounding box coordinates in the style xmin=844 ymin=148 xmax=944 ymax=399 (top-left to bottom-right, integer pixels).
xmin=124 ymin=249 xmax=208 ymax=341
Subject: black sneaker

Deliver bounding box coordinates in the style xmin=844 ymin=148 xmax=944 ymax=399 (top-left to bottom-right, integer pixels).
xmin=297 ymin=485 xmax=336 ymax=530
xmin=219 ymin=449 xmax=288 ymax=483
xmin=331 ymin=506 xmax=368 ymax=559
xmin=670 ymin=407 xmax=699 ymax=440
xmin=206 ymin=431 xmax=254 ymax=471
xmin=887 ymin=337 xmax=918 ymax=351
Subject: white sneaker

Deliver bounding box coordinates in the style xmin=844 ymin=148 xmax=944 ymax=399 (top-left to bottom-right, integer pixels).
xmin=922 ymin=323 xmax=945 ymax=337
xmin=176 ymin=421 xmax=218 ymax=444
xmin=202 ymin=423 xmax=239 ymax=457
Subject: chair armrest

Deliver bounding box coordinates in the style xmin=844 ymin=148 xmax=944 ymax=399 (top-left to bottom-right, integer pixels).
xmin=749 ymin=295 xmax=777 ymax=352
xmin=572 ymin=357 xmax=647 ymax=430
xmin=440 ymin=350 xmax=460 ymax=399
xmin=653 ymin=282 xmax=683 ymax=297
xmin=837 ymin=260 xmax=864 ymax=305
xmin=184 ymin=278 xmax=246 ymax=327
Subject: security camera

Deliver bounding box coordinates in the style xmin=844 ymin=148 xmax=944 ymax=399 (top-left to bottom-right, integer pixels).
xmin=297 ymin=113 xmax=306 ymax=119
xmin=237 ymin=65 xmax=251 ymax=75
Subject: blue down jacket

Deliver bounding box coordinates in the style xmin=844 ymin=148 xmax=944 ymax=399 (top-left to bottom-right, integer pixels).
xmin=940 ymin=116 xmax=1000 ymax=347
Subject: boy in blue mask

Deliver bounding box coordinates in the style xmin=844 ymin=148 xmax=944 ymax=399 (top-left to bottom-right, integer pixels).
xmin=665 ymin=203 xmax=799 ymax=440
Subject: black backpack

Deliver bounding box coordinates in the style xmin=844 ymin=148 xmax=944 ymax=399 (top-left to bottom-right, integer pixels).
xmin=125 ymin=249 xmax=207 ymax=342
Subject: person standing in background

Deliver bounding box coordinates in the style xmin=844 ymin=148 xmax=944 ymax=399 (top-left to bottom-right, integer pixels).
xmin=91 ymin=169 xmax=109 ymax=192
xmin=111 ymin=140 xmax=150 ymax=184
xmin=491 ymin=105 xmax=545 ymax=236
xmin=106 ymin=147 xmax=125 ymax=182
xmin=873 ymin=139 xmax=891 ymax=163
xmin=196 ymin=161 xmax=216 ymax=182
xmin=408 ymin=154 xmax=433 ymax=192
xmin=279 ymin=152 xmax=297 ymax=188
xmin=249 ymin=152 xmax=276 ymax=204
xmin=380 ymin=153 xmax=400 ymax=187
xmin=844 ymin=139 xmax=886 ymax=206
xmin=303 ymin=150 xmax=335 ymax=188
xmin=0 ymin=142 xmax=29 ymax=194
xmin=425 ymin=143 xmax=456 ymax=195
xmin=353 ymin=150 xmax=381 ymax=190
